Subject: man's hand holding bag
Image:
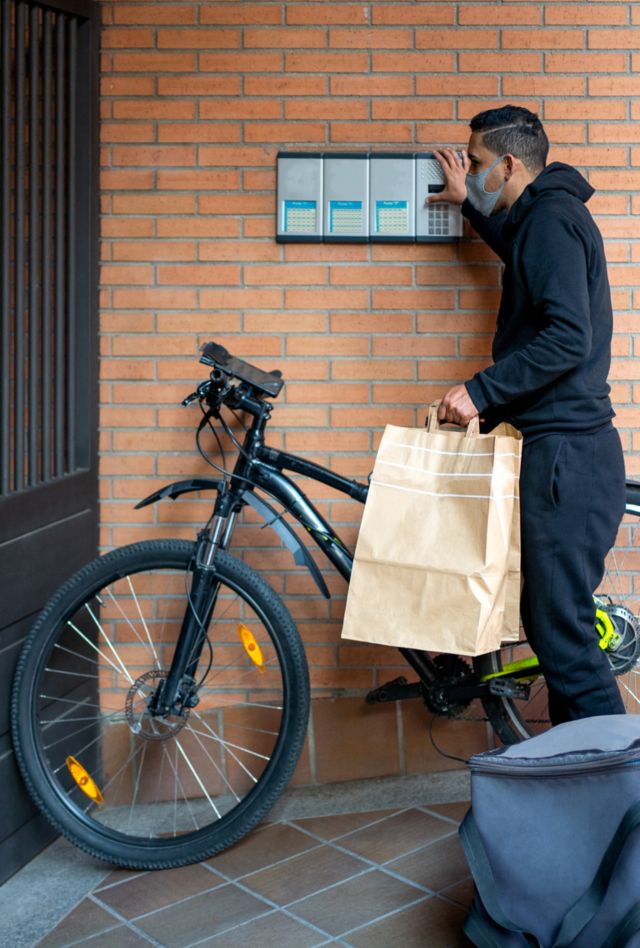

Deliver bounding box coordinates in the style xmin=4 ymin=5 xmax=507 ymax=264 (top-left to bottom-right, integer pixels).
xmin=341 ymin=407 xmax=523 ymax=657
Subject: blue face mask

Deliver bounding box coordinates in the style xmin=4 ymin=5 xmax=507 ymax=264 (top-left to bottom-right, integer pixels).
xmin=466 ymin=155 xmax=507 ymax=216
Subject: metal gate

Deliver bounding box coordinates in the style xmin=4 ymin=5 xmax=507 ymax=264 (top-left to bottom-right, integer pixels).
xmin=0 ymin=0 xmax=98 ymax=881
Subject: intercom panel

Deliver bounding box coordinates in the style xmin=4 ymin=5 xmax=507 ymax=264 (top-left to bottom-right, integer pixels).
xmin=323 ymin=153 xmax=369 ymax=242
xmin=369 ymin=153 xmax=415 ymax=242
xmin=276 ymin=151 xmax=323 ymax=242
xmin=415 ymin=152 xmax=463 ymax=242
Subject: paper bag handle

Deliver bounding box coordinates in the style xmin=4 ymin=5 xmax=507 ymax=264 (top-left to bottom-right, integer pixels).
xmin=427 ymin=401 xmax=480 ymax=439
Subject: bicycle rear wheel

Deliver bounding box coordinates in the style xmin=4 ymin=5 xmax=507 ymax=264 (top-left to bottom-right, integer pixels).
xmin=475 ymin=484 xmax=640 ymax=743
xmin=11 ymin=540 xmax=309 ymax=869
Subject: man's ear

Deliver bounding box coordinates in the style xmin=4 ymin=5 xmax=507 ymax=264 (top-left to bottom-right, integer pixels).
xmin=503 ymin=154 xmax=516 ymax=180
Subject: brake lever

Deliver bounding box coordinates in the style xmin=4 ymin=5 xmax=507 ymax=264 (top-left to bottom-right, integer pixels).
xmin=182 ymin=379 xmax=217 ymax=407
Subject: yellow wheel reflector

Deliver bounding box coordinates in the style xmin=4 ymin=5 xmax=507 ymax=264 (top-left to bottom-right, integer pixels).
xmin=238 ymin=623 xmax=265 ymax=672
xmin=65 ymin=756 xmax=104 ymax=804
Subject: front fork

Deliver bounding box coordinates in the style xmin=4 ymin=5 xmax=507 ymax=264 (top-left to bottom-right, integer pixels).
xmin=150 ymin=504 xmax=238 ymax=717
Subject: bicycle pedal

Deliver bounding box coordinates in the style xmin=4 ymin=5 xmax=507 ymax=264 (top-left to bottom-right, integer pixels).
xmin=488 ymin=679 xmax=530 ymax=700
xmin=365 ymin=677 xmax=422 ymax=704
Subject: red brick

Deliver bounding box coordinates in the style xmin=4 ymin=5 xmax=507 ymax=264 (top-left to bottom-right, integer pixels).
xmin=156 ymin=170 xmax=239 ymax=190
xmin=244 ymin=75 xmax=327 ymax=96
xmin=330 ymin=28 xmax=412 ymax=48
xmin=201 ymin=5 xmax=281 ymax=25
xmin=201 ymin=100 xmax=282 ymax=120
xmin=285 ymin=51 xmax=367 ymax=72
xmin=286 ymin=100 xmax=368 ymax=120
xmin=245 ymin=27 xmax=326 ymax=48
xmin=114 ymin=5 xmax=197 ymax=25
xmin=503 ymin=28 xmax=584 ymax=48
xmin=101 ymin=76 xmax=155 ymax=96
xmin=330 ymin=75 xmax=411 ymax=96
xmin=416 ymin=76 xmax=499 ymax=96
xmin=372 ymin=100 xmax=453 ymax=120
xmin=460 ymin=4 xmax=541 ymax=24
xmin=199 ymin=52 xmax=282 ymax=72
xmin=416 ymin=28 xmax=499 ymax=48
xmin=157 ymin=76 xmax=241 ymax=96
xmin=589 ymin=29 xmax=640 ymax=48
xmin=546 ymin=52 xmax=627 ymax=71
xmin=111 ymin=146 xmax=196 ymax=168
xmin=329 ymin=265 xmax=412 ymax=286
xmin=101 ymin=28 xmax=155 ymax=49
xmin=199 ymin=241 xmax=280 ymax=262
xmin=287 ymin=4 xmax=368 ymax=25
xmin=502 ymin=76 xmax=585 ymax=95
xmin=158 ymin=124 xmax=241 ymax=143
xmin=101 ymin=170 xmax=154 ymax=190
xmin=459 ymin=52 xmax=542 ymax=72
xmin=112 ymin=241 xmax=196 ymax=262
xmin=112 ymin=53 xmax=197 ymax=72
xmin=157 ymin=29 xmax=240 ymax=49
xmin=372 ymin=4 xmax=454 ymax=25
xmin=245 ymin=122 xmax=325 ymax=143
xmin=100 ymin=123 xmax=154 ymax=143
xmin=547 ymin=5 xmax=628 ymax=25
xmin=546 ymin=99 xmax=627 ymax=119
xmin=372 ymin=51 xmax=454 ymax=72
xmin=589 ymin=76 xmax=640 ymax=96
xmin=157 ymin=264 xmax=240 ymax=285
xmin=331 ymin=123 xmax=413 ymax=143
xmin=113 ymin=101 xmax=196 ymax=120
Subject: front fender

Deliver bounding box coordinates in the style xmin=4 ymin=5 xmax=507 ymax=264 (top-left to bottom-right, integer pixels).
xmin=134 ymin=478 xmax=330 ymax=599
xmin=134 ymin=478 xmax=224 ymax=508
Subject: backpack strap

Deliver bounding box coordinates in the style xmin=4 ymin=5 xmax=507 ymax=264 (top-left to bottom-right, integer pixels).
xmin=553 ymin=800 xmax=640 ymax=947
xmin=601 ymin=903 xmax=640 ymax=948
xmin=459 ymin=810 xmax=541 ymax=946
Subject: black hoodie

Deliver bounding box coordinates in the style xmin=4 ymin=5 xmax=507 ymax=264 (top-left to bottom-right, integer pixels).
xmin=461 ymin=161 xmax=615 ymax=441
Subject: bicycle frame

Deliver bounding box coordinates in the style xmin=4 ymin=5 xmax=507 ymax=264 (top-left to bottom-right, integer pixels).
xmin=139 ymin=391 xmax=544 ymax=712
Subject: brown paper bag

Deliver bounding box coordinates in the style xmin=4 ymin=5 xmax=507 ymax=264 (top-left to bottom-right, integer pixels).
xmin=341 ymin=409 xmax=523 ymax=657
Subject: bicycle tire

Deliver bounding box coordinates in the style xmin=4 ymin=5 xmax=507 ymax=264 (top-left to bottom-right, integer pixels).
xmin=11 ymin=540 xmax=310 ymax=870
xmin=474 ymin=488 xmax=640 ymax=744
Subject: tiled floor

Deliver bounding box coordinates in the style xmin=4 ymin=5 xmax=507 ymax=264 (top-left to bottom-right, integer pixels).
xmin=37 ymin=803 xmax=474 ymax=947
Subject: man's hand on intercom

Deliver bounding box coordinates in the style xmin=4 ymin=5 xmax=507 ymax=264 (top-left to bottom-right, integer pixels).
xmin=427 ymin=148 xmax=470 ymax=206
xmin=438 ymin=384 xmax=479 ymax=427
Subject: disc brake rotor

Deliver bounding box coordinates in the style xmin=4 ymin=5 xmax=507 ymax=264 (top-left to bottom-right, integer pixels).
xmin=596 ymin=601 xmax=640 ymax=676
xmin=125 ymin=670 xmax=189 ymax=741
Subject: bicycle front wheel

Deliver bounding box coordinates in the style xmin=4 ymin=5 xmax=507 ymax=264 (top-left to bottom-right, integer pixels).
xmin=475 ymin=483 xmax=640 ymax=743
xmin=11 ymin=540 xmax=309 ymax=869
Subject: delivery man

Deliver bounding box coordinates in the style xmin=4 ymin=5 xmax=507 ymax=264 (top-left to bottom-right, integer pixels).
xmin=429 ymin=104 xmax=626 ymax=725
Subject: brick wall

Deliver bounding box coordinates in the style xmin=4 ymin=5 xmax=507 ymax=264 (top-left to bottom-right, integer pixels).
xmin=99 ymin=1 xmax=640 ymax=782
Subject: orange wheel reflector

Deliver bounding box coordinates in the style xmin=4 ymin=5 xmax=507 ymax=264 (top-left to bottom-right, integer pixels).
xmin=238 ymin=623 xmax=265 ymax=672
xmin=65 ymin=756 xmax=104 ymax=804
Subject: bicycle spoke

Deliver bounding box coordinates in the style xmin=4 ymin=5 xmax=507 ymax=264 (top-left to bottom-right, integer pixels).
xmin=174 ymin=738 xmax=222 ymax=820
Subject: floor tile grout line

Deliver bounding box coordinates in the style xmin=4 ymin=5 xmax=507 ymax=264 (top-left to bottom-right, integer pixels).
xmin=44 ymin=920 xmax=123 ymax=948
xmin=179 ymin=880 xmax=341 ymax=947
xmin=91 ymin=877 xmax=230 ymax=926
xmin=331 ymin=893 xmax=434 ymax=943
xmin=418 ymin=804 xmax=469 ymax=826
xmin=82 ymin=893 xmax=166 ymax=947
xmin=92 ymin=869 xmax=149 ymax=894
xmin=67 ymin=811 xmax=468 ymax=946
xmin=285 ymin=819 xmax=459 ymax=885
xmin=288 ymin=807 xmax=410 ymax=843
xmin=200 ymin=837 xmax=326 ymax=883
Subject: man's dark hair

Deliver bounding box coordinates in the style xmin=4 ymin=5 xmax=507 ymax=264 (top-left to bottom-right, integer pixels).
xmin=469 ymin=105 xmax=549 ymax=173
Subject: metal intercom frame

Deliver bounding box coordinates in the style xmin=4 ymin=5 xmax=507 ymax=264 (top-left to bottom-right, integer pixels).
xmin=276 ymin=150 xmax=463 ymax=244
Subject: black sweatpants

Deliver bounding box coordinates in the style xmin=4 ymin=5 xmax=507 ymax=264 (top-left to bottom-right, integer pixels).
xmin=519 ymin=423 xmax=627 ymax=725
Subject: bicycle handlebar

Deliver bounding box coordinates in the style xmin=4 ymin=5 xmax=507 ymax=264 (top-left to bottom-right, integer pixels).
xmin=182 ymin=341 xmax=285 ymax=416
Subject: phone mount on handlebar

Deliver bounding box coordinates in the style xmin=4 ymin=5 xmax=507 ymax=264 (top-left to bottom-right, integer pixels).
xmin=200 ymin=342 xmax=284 ymax=398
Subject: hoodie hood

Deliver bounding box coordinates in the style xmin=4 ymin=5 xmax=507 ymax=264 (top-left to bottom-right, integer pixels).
xmin=504 ymin=161 xmax=595 ymax=236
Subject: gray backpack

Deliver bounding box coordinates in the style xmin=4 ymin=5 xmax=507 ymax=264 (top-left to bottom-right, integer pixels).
xmin=460 ymin=715 xmax=640 ymax=947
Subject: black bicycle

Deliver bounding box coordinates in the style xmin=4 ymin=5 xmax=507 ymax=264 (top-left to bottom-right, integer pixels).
xmin=11 ymin=342 xmax=640 ymax=870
